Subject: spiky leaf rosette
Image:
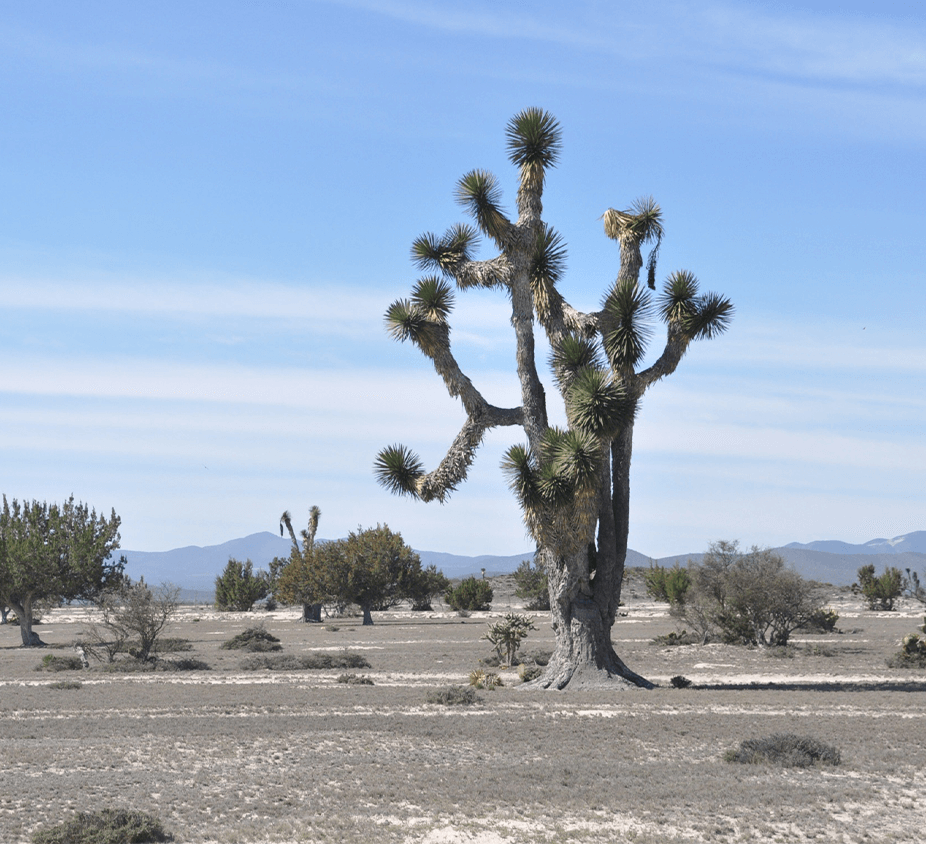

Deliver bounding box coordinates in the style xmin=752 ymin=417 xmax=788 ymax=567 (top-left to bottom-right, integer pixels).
xmin=374 ymin=445 xmax=425 ymax=497
xmin=566 ymin=368 xmax=628 ymax=438
xmin=546 ymin=427 xmax=601 ymax=491
xmin=385 ymin=299 xmax=443 ymax=355
xmin=455 ymin=169 xmax=509 ymax=244
xmin=501 ymin=444 xmax=542 ymax=514
xmin=550 ymin=334 xmax=601 ymax=390
xmin=530 ymin=224 xmax=566 ymax=321
xmin=603 ymin=279 xmax=653 ymax=370
xmin=683 ymin=291 xmax=734 ymax=341
xmin=411 ymin=276 xmax=455 ymax=324
xmin=411 ymin=224 xmax=479 ymax=274
xmin=657 ymin=269 xmax=700 ymax=324
xmin=603 ymin=196 xmax=664 ymax=288
xmin=506 ymin=107 xmax=561 ymax=196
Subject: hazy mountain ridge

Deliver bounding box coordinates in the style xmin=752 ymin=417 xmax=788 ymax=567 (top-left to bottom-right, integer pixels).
xmin=118 ymin=531 xmax=926 ymax=593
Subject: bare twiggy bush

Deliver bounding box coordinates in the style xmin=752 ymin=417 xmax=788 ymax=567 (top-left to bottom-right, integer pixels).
xmin=83 ymin=580 xmax=179 ymax=664
xmin=482 ymin=613 xmax=536 ymax=666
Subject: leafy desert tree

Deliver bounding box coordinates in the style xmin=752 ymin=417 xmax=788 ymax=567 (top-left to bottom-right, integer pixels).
xmin=444 ymin=576 xmax=493 ymax=612
xmin=83 ymin=578 xmax=180 ymax=663
xmin=278 ymin=506 xmax=323 ymax=622
xmin=512 ymin=557 xmax=550 ymax=610
xmin=375 ymin=108 xmax=732 ymax=688
xmin=214 ymin=558 xmax=268 ymax=611
xmin=318 ymin=525 xmax=424 ymax=625
xmin=0 ymin=495 xmax=124 ymax=647
xmin=854 ymin=563 xmax=904 ymax=611
xmin=407 ymin=564 xmax=451 ymax=611
xmin=674 ymin=542 xmax=823 ymax=646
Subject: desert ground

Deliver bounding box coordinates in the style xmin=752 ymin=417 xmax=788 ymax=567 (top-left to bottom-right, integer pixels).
xmin=2 ymin=574 xmax=925 ymax=844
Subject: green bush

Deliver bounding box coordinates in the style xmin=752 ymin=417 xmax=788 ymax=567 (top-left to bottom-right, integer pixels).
xmin=512 ymin=558 xmax=549 ymax=610
xmin=855 ymin=564 xmax=903 ymax=611
xmin=445 ymin=576 xmax=493 ymax=611
xmin=101 ymin=657 xmax=210 ymax=673
xmin=151 ymin=638 xmax=193 ymax=653
xmin=799 ymin=607 xmax=840 ymax=633
xmin=644 ymin=562 xmax=691 ymax=604
xmin=724 ymin=733 xmax=840 ymax=768
xmin=241 ymin=651 xmax=370 ymax=671
xmin=220 ymin=625 xmax=282 ymax=652
xmin=214 ymin=558 xmax=269 ymax=612
xmin=426 ymin=685 xmax=478 ymax=706
xmin=32 ymin=808 xmax=172 ymax=844
xmin=36 ymin=655 xmax=83 ymax=672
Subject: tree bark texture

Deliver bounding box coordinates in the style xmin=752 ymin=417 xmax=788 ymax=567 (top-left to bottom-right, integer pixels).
xmin=7 ymin=598 xmax=45 ymax=647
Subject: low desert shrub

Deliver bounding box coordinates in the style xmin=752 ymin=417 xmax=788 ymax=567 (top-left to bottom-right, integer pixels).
xmin=49 ymin=680 xmax=83 ymax=690
xmin=520 ymin=648 xmax=552 ymax=666
xmin=151 ymin=638 xmax=193 ymax=653
xmin=324 ymin=625 xmax=340 ymax=632
xmin=101 ymin=657 xmax=210 ymax=673
xmin=220 ymin=625 xmax=282 ymax=652
xmin=652 ymin=630 xmax=700 ymax=647
xmin=798 ymin=607 xmax=840 ymax=634
xmin=805 ymin=643 xmax=836 ymax=657
xmin=765 ymin=645 xmax=797 ymax=659
xmin=426 ymin=685 xmax=478 ymax=706
xmin=517 ymin=663 xmax=543 ymax=683
xmin=444 ymin=576 xmax=493 ymax=611
xmin=241 ymin=651 xmax=370 ymax=671
xmin=161 ymin=658 xmax=210 ymax=671
xmin=887 ymin=631 xmax=926 ymax=668
xmin=724 ymin=733 xmax=841 ymax=768
xmin=854 ymin=564 xmax=903 ymax=611
xmin=31 ymin=808 xmax=173 ymax=844
xmin=337 ymin=673 xmax=374 ymax=685
xmin=36 ymin=655 xmax=83 ymax=672
xmin=468 ymin=669 xmax=503 ymax=689
xmin=670 ymin=675 xmax=693 ymax=688
xmin=482 ymin=613 xmax=536 ymax=666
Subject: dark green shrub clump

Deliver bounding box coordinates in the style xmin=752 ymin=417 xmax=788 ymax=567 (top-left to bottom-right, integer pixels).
xmin=444 ymin=576 xmax=493 ymax=611
xmin=644 ymin=562 xmax=691 ymax=604
xmin=512 ymin=558 xmax=549 ymax=610
xmin=32 ymin=808 xmax=172 ymax=844
xmin=221 ymin=625 xmax=282 ymax=652
xmin=670 ymin=675 xmax=692 ymax=688
xmin=101 ymin=657 xmax=210 ymax=673
xmin=426 ymin=685 xmax=478 ymax=706
xmin=337 ymin=673 xmax=374 ymax=685
xmin=799 ymin=607 xmax=840 ymax=633
xmin=653 ymin=630 xmax=700 ymax=646
xmin=241 ymin=651 xmax=370 ymax=671
xmin=36 ymin=655 xmax=83 ymax=672
xmin=49 ymin=680 xmax=83 ymax=690
xmin=725 ymin=733 xmax=840 ymax=768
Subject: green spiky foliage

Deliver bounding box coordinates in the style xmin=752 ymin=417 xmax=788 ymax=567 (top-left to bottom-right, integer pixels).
xmin=377 ymin=109 xmax=734 ymax=690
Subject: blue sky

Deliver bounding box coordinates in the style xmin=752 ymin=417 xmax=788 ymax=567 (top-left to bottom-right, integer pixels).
xmin=1 ymin=1 xmax=924 ymax=559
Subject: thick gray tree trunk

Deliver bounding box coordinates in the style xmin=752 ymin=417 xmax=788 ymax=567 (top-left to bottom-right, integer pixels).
xmin=7 ymin=598 xmax=45 ymax=647
xmin=301 ymin=603 xmax=322 ymax=623
xmin=361 ymin=606 xmax=374 ymax=626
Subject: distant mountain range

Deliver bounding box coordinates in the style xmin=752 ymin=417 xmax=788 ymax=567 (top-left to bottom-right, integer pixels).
xmin=117 ymin=530 xmax=926 ymax=595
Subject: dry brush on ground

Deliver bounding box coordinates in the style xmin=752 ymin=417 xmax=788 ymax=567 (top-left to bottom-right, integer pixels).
xmin=1 ymin=584 xmax=925 ymax=844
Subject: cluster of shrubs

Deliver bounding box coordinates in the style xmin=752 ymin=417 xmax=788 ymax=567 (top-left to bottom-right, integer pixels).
xmin=444 ymin=576 xmax=493 ymax=612
xmin=32 ymin=808 xmax=172 ymax=844
xmin=644 ymin=542 xmax=831 ymax=647
xmin=241 ymin=651 xmax=370 ymax=671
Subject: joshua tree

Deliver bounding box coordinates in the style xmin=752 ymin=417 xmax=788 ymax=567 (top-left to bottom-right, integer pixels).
xmin=375 ymin=108 xmax=732 ymax=689
xmin=278 ymin=506 xmax=323 ymax=622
